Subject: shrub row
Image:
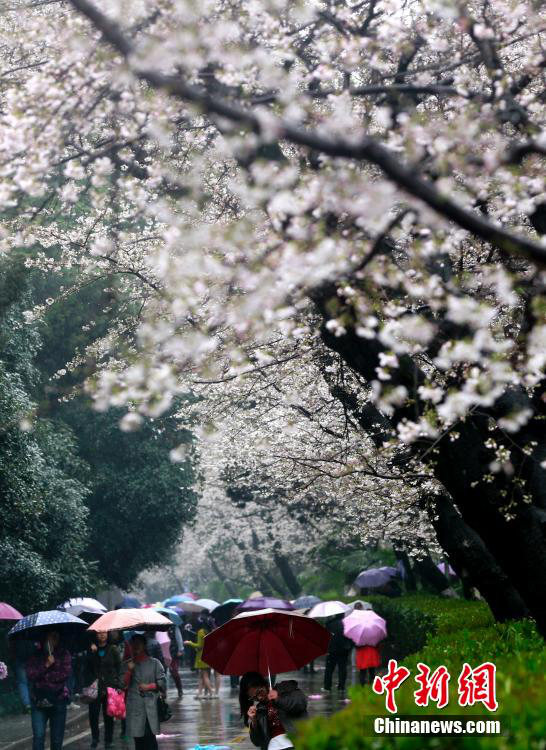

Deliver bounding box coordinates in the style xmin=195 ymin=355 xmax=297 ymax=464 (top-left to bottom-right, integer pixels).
xmin=296 ymin=598 xmax=545 ymax=750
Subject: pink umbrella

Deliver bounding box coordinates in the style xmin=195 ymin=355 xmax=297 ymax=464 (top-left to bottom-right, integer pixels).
xmin=155 ymin=630 xmax=172 ymax=666
xmin=0 ymin=603 xmax=23 ymax=621
xmin=343 ymin=610 xmax=387 ymax=647
xmin=88 ymin=608 xmax=171 ymax=632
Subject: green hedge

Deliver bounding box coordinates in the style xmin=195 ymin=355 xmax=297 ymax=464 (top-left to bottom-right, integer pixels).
xmin=364 ymin=596 xmax=435 ymax=661
xmin=296 ymin=598 xmax=545 ymax=749
xmin=363 ymin=594 xmax=493 ymax=662
xmin=395 ymin=595 xmax=494 ymax=632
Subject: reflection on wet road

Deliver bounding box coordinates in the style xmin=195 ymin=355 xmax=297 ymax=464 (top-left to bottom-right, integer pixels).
xmin=67 ymin=662 xmax=354 ymax=750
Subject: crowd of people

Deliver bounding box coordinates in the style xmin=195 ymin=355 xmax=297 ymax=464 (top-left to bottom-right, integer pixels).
xmin=4 ymin=599 xmax=383 ymax=750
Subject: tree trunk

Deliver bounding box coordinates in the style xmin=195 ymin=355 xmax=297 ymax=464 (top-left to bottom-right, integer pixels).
xmin=432 ymin=414 xmax=546 ymax=633
xmin=262 ymin=567 xmax=286 ymax=596
xmin=329 ymin=379 xmax=526 ymax=617
xmin=208 ymin=555 xmax=238 ymax=598
xmin=393 ymin=548 xmax=417 ymax=591
xmin=428 ymin=493 xmax=529 ymax=620
xmin=412 ymin=556 xmax=450 ymax=593
xmin=249 ymin=531 xmax=285 ymax=595
xmin=316 ymin=305 xmax=546 ymax=636
xmin=243 ymin=553 xmax=272 ymax=595
xmin=274 ymin=552 xmax=302 ymax=597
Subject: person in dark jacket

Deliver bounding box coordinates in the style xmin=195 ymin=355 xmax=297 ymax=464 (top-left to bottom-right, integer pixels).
xmin=182 ymin=621 xmax=197 ymax=669
xmin=26 ymin=630 xmax=72 ymax=750
xmin=86 ymin=631 xmax=123 ymax=748
xmin=167 ymin=624 xmax=184 ymax=699
xmin=240 ymin=672 xmax=307 ymax=750
xmin=144 ymin=634 xmax=166 ymax=670
xmin=322 ymin=614 xmax=352 ymax=692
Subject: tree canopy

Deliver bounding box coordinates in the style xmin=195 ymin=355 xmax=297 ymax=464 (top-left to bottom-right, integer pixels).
xmin=0 ymin=1 xmax=544 ymax=631
xmin=0 ymin=261 xmax=94 ymax=612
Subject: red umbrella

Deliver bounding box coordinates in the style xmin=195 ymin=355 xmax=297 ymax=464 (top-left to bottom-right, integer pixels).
xmin=202 ymin=608 xmax=330 ymax=677
xmin=0 ymin=603 xmax=23 ymax=621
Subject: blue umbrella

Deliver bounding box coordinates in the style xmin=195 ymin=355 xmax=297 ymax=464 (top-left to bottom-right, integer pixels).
xmin=355 ymin=566 xmax=398 ymax=589
xmin=115 ymin=596 xmax=142 ymax=609
xmin=8 ymin=610 xmax=87 ymax=639
xmin=163 ymin=595 xmax=193 ymax=608
xmin=293 ymin=595 xmax=322 ymax=610
xmin=155 ymin=607 xmax=182 ymax=625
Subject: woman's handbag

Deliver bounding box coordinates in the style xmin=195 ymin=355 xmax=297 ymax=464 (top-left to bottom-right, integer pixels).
xmin=80 ymin=679 xmax=99 ymax=704
xmin=106 ymin=687 xmax=126 ymax=718
xmin=157 ymin=693 xmax=172 ymax=722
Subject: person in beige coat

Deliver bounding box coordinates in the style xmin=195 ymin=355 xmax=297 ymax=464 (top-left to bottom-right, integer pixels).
xmin=124 ymin=635 xmax=166 ymax=750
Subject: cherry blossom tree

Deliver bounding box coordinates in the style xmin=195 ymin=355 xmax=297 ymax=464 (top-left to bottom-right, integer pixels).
xmin=1 ymin=0 xmax=545 ymax=632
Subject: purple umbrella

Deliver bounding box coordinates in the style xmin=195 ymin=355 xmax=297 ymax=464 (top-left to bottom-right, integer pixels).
xmin=354 ymin=566 xmax=398 ymax=589
xmin=236 ymin=597 xmax=294 ymax=613
xmin=0 ymin=603 xmax=23 ymax=621
xmin=343 ymin=610 xmax=387 ymax=646
xmin=437 ymin=562 xmax=457 ymax=577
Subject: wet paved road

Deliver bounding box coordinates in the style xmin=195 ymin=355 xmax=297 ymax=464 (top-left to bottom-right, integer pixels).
xmin=65 ymin=662 xmax=355 ymax=750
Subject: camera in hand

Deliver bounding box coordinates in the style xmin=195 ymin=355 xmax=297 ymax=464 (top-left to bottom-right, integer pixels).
xmin=253 ymin=686 xmax=269 ymax=713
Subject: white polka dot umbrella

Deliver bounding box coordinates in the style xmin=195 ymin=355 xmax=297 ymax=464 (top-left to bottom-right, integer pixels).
xmin=8 ymin=610 xmax=88 ymax=639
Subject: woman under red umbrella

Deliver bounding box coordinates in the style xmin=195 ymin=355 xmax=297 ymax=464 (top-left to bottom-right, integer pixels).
xmin=240 ymin=672 xmax=307 ymax=750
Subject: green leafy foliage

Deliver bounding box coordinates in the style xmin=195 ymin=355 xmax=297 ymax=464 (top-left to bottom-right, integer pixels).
xmin=59 ymin=400 xmax=197 ymax=590
xmin=21 ymin=255 xmax=197 ymax=593
xmin=0 ymin=343 xmax=95 ymax=613
xmin=365 ymin=596 xmax=436 ymax=661
xmin=398 ymin=595 xmax=495 ymax=633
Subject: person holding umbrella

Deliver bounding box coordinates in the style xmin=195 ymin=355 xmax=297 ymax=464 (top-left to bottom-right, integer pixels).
xmin=25 ymin=630 xmax=73 ymax=750
xmin=85 ymin=631 xmax=123 ymax=748
xmin=184 ymin=618 xmax=213 ymax=699
xmin=167 ymin=623 xmax=184 ymax=699
xmin=355 ymin=644 xmax=381 ymax=685
xmin=1 ymin=603 xmax=30 ymax=712
xmin=342 ymin=608 xmax=387 ymax=686
xmin=182 ymin=620 xmax=197 ymax=669
xmin=204 ymin=606 xmax=329 ymax=748
xmin=124 ymin=634 xmax=166 ymax=750
xmin=322 ymin=614 xmax=353 ymax=693
xmin=240 ymin=672 xmax=307 ymax=750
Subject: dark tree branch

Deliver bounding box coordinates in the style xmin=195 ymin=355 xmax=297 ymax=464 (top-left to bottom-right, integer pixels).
xmin=69 ymin=0 xmax=546 ymax=268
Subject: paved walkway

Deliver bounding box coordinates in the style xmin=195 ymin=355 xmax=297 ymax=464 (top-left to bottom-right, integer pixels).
xmin=3 ymin=664 xmax=353 ymax=750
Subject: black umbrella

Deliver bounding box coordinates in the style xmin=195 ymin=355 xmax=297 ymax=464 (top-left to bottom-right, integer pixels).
xmin=211 ymin=599 xmax=243 ymax=626
xmin=8 ymin=610 xmax=88 ymax=640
